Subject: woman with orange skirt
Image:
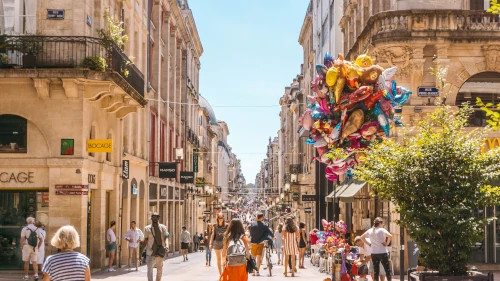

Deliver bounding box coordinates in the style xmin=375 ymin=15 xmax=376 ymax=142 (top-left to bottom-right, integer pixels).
xmin=220 ymin=218 xmax=250 ymax=281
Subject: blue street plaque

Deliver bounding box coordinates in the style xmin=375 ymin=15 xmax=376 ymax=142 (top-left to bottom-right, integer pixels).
xmin=417 ymin=87 xmax=439 ymax=97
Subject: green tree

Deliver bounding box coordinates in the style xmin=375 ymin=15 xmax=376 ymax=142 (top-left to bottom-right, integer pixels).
xmin=476 ymin=98 xmax=500 ymax=131
xmin=354 ymin=104 xmax=500 ymax=276
xmin=487 ymin=0 xmax=500 ymax=14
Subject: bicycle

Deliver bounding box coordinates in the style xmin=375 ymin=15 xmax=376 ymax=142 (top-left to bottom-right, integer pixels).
xmin=264 ymin=241 xmax=273 ymax=276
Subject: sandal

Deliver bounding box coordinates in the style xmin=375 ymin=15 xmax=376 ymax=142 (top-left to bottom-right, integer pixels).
xmin=283 ymin=272 xmax=288 ymax=277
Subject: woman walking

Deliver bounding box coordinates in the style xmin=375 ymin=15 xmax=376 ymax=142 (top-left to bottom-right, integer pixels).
xmin=42 ymin=225 xmax=90 ymax=281
xmin=282 ymin=217 xmax=299 ymax=277
xmin=204 ymin=224 xmax=213 ymax=266
xmin=274 ymin=223 xmax=283 ymax=265
xmin=210 ymin=214 xmax=228 ymax=275
xmin=219 ymin=218 xmax=250 ymax=281
xmin=298 ymin=222 xmax=308 ymax=268
xmin=361 ymin=217 xmax=392 ymax=281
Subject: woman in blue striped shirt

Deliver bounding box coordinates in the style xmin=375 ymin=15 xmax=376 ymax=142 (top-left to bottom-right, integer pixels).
xmin=42 ymin=225 xmax=90 ymax=281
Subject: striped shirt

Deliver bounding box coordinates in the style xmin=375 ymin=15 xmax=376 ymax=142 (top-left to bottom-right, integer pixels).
xmin=42 ymin=251 xmax=89 ymax=281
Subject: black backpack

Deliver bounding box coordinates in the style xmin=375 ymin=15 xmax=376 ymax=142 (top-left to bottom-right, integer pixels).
xmin=26 ymin=227 xmax=38 ymax=248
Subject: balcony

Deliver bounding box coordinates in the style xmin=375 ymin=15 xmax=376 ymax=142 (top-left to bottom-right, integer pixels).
xmin=0 ymin=35 xmax=145 ymax=104
xmin=346 ymin=10 xmax=500 ymax=60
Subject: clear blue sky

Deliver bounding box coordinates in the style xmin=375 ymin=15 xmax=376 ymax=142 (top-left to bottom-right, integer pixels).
xmin=190 ymin=0 xmax=308 ymax=184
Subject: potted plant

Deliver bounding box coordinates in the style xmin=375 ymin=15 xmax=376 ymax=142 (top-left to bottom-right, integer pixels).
xmin=14 ymin=35 xmax=43 ymax=68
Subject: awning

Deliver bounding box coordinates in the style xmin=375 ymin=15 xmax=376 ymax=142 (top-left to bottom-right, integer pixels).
xmin=326 ymin=180 xmax=367 ymax=203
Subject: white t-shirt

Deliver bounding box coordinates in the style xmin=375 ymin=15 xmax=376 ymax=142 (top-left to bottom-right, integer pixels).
xmin=107 ymin=228 xmax=116 ymax=243
xmin=359 ymin=238 xmax=372 ymax=257
xmin=363 ymin=227 xmax=389 ymax=254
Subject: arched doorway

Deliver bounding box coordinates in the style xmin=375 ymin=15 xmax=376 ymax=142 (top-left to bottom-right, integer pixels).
xmin=139 ymin=180 xmax=145 ymax=230
xmin=457 ymin=72 xmax=500 ymax=264
xmin=130 ymin=178 xmax=138 ymax=223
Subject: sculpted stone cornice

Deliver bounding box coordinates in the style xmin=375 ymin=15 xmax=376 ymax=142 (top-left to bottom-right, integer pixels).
xmin=33 ymin=78 xmax=51 ymax=99
xmin=372 ymin=45 xmax=413 ymax=79
xmin=340 ymin=15 xmax=350 ymax=29
xmin=482 ymin=45 xmax=500 ymax=71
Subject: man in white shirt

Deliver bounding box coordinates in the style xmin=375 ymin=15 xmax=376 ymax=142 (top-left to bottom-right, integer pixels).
xmin=354 ymin=236 xmax=372 ymax=281
xmin=142 ymin=212 xmax=170 ymax=281
xmin=124 ymin=220 xmax=144 ymax=270
xmin=107 ymin=221 xmax=117 ymax=272
xmin=20 ymin=217 xmax=42 ymax=280
xmin=35 ymin=221 xmax=46 ymax=271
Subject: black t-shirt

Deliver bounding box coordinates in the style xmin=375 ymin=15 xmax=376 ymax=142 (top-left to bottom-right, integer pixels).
xmin=214 ymin=224 xmax=227 ymax=242
xmin=250 ymin=221 xmax=273 ymax=244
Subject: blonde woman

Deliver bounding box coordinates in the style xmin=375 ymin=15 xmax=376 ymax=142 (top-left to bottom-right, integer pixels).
xmin=210 ymin=214 xmax=228 ymax=275
xmin=42 ymin=225 xmax=90 ymax=281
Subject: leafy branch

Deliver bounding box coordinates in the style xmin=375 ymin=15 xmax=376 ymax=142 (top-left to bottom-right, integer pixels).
xmin=487 ymin=0 xmax=500 ymax=14
xmin=97 ymin=10 xmax=128 ymax=50
xmin=476 ymin=97 xmax=500 ymax=130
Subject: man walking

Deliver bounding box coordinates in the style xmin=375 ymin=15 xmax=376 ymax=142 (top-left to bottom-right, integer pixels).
xmin=250 ymin=213 xmax=274 ymax=276
xmin=143 ymin=213 xmax=169 ymax=281
xmin=20 ymin=217 xmax=42 ymax=280
xmin=180 ymin=226 xmax=191 ymax=262
xmin=124 ymin=221 xmax=144 ymax=270
xmin=193 ymin=232 xmax=199 ymax=252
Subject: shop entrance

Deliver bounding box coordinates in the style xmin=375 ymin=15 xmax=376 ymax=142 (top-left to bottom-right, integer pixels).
xmin=0 ymin=190 xmax=47 ymax=269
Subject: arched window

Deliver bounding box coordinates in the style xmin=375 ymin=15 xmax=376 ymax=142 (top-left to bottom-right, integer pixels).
xmin=0 ymin=114 xmax=27 ymax=153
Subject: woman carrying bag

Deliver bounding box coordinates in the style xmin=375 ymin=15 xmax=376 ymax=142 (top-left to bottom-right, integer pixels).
xmin=220 ymin=218 xmax=251 ymax=281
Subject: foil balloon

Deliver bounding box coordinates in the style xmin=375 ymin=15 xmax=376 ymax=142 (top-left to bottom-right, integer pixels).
xmin=324 ymin=52 xmax=335 ymax=68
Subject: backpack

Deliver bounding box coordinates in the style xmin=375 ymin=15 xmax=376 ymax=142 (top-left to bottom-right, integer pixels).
xmin=226 ymin=236 xmax=247 ymax=266
xmin=26 ymin=227 xmax=38 ymax=248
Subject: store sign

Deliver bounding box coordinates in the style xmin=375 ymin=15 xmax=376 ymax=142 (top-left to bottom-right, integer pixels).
xmin=193 ymin=148 xmax=199 ymax=172
xmin=159 ymin=162 xmax=177 ymax=179
xmin=47 ymin=9 xmax=64 ymax=19
xmin=482 ymin=138 xmax=500 ymax=153
xmin=41 ymin=192 xmax=49 ymax=207
xmin=56 ymin=190 xmax=88 ymax=195
xmin=180 ymin=172 xmax=195 ymax=184
xmin=0 ymin=168 xmax=48 ymax=188
xmin=86 ymin=139 xmax=113 ymax=152
xmin=301 ymin=194 xmax=317 ymax=202
xmin=196 ymin=177 xmax=205 ymax=187
xmin=292 ymin=192 xmax=300 ymax=201
xmin=88 ymin=174 xmax=96 ymax=184
xmin=122 ymin=160 xmax=129 ymax=179
xmin=0 ymin=172 xmax=34 ymax=183
xmin=55 ymin=185 xmax=88 ymax=189
xmin=417 ymin=87 xmax=439 ymax=97
xmin=304 ymin=208 xmax=312 ymax=213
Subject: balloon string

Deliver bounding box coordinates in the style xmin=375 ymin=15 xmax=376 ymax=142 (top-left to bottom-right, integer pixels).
xmin=145 ymin=98 xmax=308 ymax=108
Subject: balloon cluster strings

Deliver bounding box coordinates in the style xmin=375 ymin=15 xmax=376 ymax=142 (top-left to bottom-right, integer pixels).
xmin=145 ymin=98 xmax=306 ymax=108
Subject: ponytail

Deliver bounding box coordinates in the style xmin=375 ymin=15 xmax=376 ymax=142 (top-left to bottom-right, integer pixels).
xmin=373 ymin=217 xmax=384 ymax=230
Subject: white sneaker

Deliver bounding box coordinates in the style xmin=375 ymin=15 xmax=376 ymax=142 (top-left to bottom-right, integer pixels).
xmin=109 ymin=268 xmax=116 ymax=272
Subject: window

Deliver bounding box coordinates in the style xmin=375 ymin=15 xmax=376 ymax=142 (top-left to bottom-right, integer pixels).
xmin=470 ymin=0 xmax=485 ymax=10
xmin=0 ymin=115 xmax=27 ymax=153
xmin=1 ymin=0 xmax=36 ymax=34
xmin=88 ymin=125 xmax=96 ymax=157
xmin=322 ymin=17 xmax=329 ymax=47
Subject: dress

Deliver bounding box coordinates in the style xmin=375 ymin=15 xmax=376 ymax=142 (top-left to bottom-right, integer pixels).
xmin=299 ymin=229 xmax=307 ymax=249
xmin=283 ymin=231 xmax=299 ymax=256
xmin=219 ymin=235 xmax=248 ymax=281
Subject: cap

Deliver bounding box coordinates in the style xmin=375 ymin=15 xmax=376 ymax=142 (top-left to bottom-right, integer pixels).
xmin=354 ymin=236 xmax=362 ymax=243
xmin=151 ymin=212 xmax=160 ymax=217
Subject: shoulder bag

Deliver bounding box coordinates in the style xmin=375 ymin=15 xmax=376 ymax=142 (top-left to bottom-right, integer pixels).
xmin=151 ymin=226 xmax=166 ymax=258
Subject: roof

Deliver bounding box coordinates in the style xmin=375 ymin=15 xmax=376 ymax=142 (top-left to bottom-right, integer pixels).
xmin=198 ymin=95 xmax=219 ymax=126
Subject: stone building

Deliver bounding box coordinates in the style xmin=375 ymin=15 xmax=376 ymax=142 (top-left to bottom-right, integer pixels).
xmin=0 ymin=0 xmax=148 ymax=269
xmin=147 ymin=0 xmax=203 ymax=255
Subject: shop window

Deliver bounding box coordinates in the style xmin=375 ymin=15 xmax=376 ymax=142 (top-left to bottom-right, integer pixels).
xmin=0 ymin=114 xmax=27 ymax=153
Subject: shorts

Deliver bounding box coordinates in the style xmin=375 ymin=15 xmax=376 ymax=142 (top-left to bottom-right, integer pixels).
xmin=368 ymin=260 xmax=386 ymax=275
xmin=213 ymin=240 xmax=224 ymax=250
xmin=251 ymin=243 xmax=264 ymax=257
xmin=107 ymin=242 xmax=117 ymax=251
xmin=22 ymin=245 xmax=38 ymax=262
xmin=299 ymin=240 xmax=307 ymax=248
xmin=181 ymin=242 xmax=189 ymax=250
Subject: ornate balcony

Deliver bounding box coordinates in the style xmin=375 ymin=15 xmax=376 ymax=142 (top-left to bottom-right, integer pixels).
xmin=0 ymin=35 xmax=145 ymax=105
xmin=346 ymin=10 xmax=500 ymax=60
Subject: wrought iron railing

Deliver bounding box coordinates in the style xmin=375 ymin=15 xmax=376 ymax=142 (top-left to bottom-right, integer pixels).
xmin=290 ymin=164 xmax=302 ymax=174
xmin=0 ymin=35 xmax=144 ymax=96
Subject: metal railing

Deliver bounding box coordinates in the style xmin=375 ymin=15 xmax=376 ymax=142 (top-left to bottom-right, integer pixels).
xmin=0 ymin=35 xmax=144 ymax=96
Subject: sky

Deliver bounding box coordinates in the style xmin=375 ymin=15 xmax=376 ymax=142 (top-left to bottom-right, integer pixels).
xmin=189 ymin=0 xmax=308 ymax=184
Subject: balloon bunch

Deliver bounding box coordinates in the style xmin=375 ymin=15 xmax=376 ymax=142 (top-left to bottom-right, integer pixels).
xmin=299 ymin=52 xmax=412 ymax=181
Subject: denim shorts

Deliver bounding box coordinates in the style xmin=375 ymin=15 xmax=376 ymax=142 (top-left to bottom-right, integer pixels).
xmin=107 ymin=242 xmax=117 ymax=251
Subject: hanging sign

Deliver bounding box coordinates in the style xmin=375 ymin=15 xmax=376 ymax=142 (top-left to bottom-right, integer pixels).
xmin=56 ymin=190 xmax=88 ymax=195
xmin=159 ymin=162 xmax=177 ymax=179
xmin=203 ymin=211 xmax=211 ymax=215
xmin=301 ymin=194 xmax=317 ymax=202
xmin=193 ymin=148 xmax=199 ymax=172
xmin=292 ymin=192 xmax=300 ymax=201
xmin=122 ymin=160 xmax=129 ymax=179
xmin=196 ymin=177 xmax=205 ymax=187
xmin=180 ymin=172 xmax=195 ymax=184
xmin=55 ymin=184 xmax=88 ymax=189
xmin=86 ymin=139 xmax=113 ymax=152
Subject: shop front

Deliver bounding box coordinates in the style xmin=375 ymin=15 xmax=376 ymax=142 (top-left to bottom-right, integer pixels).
xmin=0 ymin=168 xmax=49 ymax=269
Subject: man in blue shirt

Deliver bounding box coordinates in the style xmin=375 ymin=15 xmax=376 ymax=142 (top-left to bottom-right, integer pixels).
xmin=249 ymin=213 xmax=274 ymax=276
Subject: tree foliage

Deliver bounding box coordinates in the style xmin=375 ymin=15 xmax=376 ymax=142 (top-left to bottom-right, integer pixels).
xmin=354 ymin=105 xmax=500 ymax=276
xmin=487 ymin=0 xmax=500 ymax=14
xmin=477 ymin=98 xmax=500 ymax=131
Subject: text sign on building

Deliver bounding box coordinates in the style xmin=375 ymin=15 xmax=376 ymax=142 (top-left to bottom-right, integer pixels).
xmin=196 ymin=177 xmax=205 ymax=187
xmin=47 ymin=9 xmax=64 ymax=19
xmin=159 ymin=162 xmax=177 ymax=179
xmin=482 ymin=138 xmax=500 ymax=154
xmin=193 ymin=148 xmax=199 ymax=173
xmin=86 ymin=139 xmax=113 ymax=152
xmin=203 ymin=211 xmax=211 ymax=215
xmin=304 ymin=208 xmax=312 ymax=213
xmin=301 ymin=194 xmax=317 ymax=202
xmin=292 ymin=192 xmax=300 ymax=201
xmin=122 ymin=160 xmax=129 ymax=179
xmin=180 ymin=172 xmax=195 ymax=184
xmin=55 ymin=184 xmax=89 ymax=189
xmin=0 ymin=172 xmax=34 ymax=183
xmin=56 ymin=190 xmax=88 ymax=195
xmin=88 ymin=174 xmax=96 ymax=184
xmin=417 ymin=87 xmax=439 ymax=97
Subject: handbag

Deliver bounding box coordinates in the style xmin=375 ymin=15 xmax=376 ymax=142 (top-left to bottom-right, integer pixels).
xmin=246 ymin=255 xmax=257 ymax=273
xmin=151 ymin=226 xmax=166 ymax=258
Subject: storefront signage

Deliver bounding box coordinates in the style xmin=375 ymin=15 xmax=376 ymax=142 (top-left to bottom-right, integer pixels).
xmin=88 ymin=174 xmax=96 ymax=184
xmin=55 ymin=184 xmax=88 ymax=189
xmin=193 ymin=148 xmax=199 ymax=172
xmin=417 ymin=87 xmax=439 ymax=97
xmin=292 ymin=192 xmax=300 ymax=201
xmin=203 ymin=211 xmax=211 ymax=214
xmin=196 ymin=177 xmax=205 ymax=187
xmin=304 ymin=208 xmax=312 ymax=213
xmin=301 ymin=194 xmax=317 ymax=202
xmin=41 ymin=192 xmax=49 ymax=207
xmin=56 ymin=190 xmax=88 ymax=195
xmin=86 ymin=139 xmax=113 ymax=153
xmin=0 ymin=172 xmax=34 ymax=183
xmin=159 ymin=162 xmax=177 ymax=179
xmin=180 ymin=172 xmax=195 ymax=184
xmin=482 ymin=138 xmax=500 ymax=153
xmin=122 ymin=160 xmax=129 ymax=179
xmin=47 ymin=9 xmax=64 ymax=19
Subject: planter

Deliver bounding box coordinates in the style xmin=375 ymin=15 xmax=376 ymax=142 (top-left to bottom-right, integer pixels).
xmin=409 ymin=271 xmax=493 ymax=281
xmin=22 ymin=55 xmax=36 ymax=68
